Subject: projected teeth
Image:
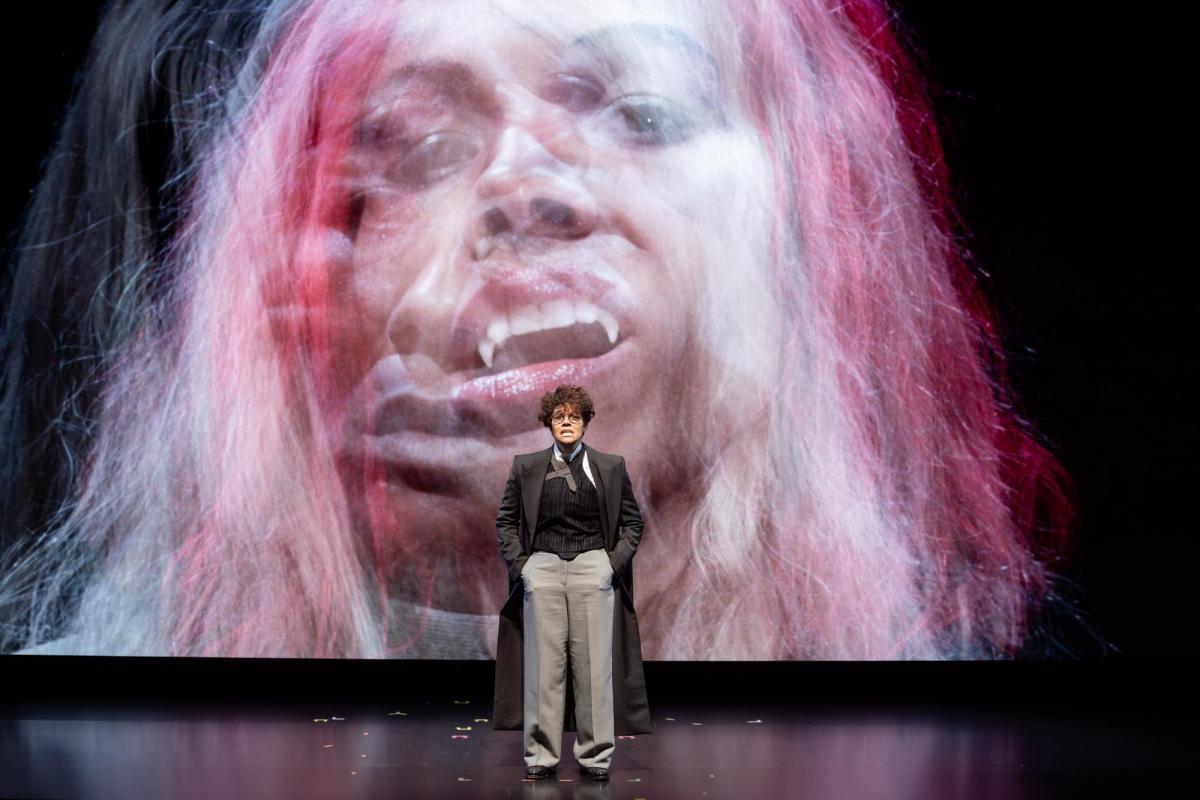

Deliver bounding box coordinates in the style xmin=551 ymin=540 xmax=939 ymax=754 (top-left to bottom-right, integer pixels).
xmin=477 ymin=339 xmax=495 ymax=369
xmin=472 ymin=238 xmax=497 ymax=261
xmin=575 ymin=303 xmax=597 ymax=324
xmin=598 ymin=312 xmax=617 ymax=344
xmin=485 ymin=318 xmax=509 ymax=344
xmin=508 ymin=305 xmax=541 ymax=337
xmin=542 ymin=299 xmax=574 ymax=328
xmin=476 ymin=300 xmax=620 ymax=368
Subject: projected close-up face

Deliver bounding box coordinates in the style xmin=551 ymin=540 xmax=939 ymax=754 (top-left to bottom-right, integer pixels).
xmin=319 ymin=0 xmax=774 ymax=633
xmin=0 ymin=0 xmax=1071 ymax=661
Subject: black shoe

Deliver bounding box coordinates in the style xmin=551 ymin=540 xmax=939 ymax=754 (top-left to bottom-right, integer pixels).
xmin=581 ymin=767 xmax=610 ymax=781
xmin=525 ymin=765 xmax=555 ymax=780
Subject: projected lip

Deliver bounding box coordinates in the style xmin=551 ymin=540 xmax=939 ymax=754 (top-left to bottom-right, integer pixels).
xmin=364 ymin=263 xmax=635 ymax=439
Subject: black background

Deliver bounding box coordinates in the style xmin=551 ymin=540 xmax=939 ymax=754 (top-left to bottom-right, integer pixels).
xmin=0 ymin=3 xmax=1190 ymax=663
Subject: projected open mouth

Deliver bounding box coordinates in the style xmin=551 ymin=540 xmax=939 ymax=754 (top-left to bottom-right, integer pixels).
xmin=356 ymin=262 xmax=636 ymax=442
xmin=445 ymin=266 xmax=633 ymax=421
xmin=475 ymin=300 xmax=619 ymax=371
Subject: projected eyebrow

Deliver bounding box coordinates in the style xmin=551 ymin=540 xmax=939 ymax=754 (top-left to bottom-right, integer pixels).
xmin=355 ymin=58 xmax=500 ymax=155
xmin=569 ymin=24 xmax=720 ymax=74
xmin=365 ymin=59 xmax=498 ymax=119
xmin=563 ymin=23 xmax=727 ymax=119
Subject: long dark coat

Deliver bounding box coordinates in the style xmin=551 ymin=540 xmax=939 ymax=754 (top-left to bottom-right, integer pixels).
xmin=493 ymin=444 xmax=651 ymax=735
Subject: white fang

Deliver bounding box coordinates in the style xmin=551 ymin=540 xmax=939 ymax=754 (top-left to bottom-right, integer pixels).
xmin=477 ymin=300 xmax=621 ymax=368
xmin=477 ymin=339 xmax=495 ymax=368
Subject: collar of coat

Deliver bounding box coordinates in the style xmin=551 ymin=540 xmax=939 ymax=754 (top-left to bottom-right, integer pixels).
xmin=551 ymin=441 xmax=594 ymax=489
xmin=522 ymin=444 xmax=620 ymax=540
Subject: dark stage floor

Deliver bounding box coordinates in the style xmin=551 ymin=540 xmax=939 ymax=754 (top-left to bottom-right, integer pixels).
xmin=2 ymin=700 xmax=1192 ymax=799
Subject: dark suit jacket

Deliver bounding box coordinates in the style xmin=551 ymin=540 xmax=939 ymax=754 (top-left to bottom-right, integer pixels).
xmin=492 ymin=443 xmax=651 ymax=734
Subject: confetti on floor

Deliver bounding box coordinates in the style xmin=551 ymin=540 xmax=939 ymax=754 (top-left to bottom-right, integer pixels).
xmin=388 ymin=711 xmax=407 ymax=716
xmin=746 ymin=719 xmax=763 ymax=724
xmin=665 ymin=717 xmax=675 ymax=721
xmin=451 ymin=735 xmax=469 ymax=740
xmin=618 ymin=735 xmax=636 ymax=740
xmin=331 ymin=717 xmax=344 ymax=721
xmin=453 ymin=700 xmax=470 ymax=705
xmin=457 ymin=777 xmax=472 ymax=782
xmin=473 ymin=718 xmax=488 ymax=723
xmin=313 ymin=719 xmax=328 ymax=723
xmin=692 ymin=722 xmax=704 ymax=726
xmin=627 ymin=777 xmax=642 ymax=782
xmin=455 ymin=726 xmax=472 ymax=731
xmin=322 ymin=744 xmax=334 ymax=749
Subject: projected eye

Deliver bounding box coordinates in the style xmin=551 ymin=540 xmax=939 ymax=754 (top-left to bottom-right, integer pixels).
xmin=385 ymin=132 xmax=481 ymax=189
xmin=607 ymin=96 xmax=696 ymax=146
xmin=540 ymin=73 xmax=606 ymax=112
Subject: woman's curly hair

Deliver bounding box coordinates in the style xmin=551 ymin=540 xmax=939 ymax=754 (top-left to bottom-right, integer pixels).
xmin=537 ymin=385 xmax=595 ymax=429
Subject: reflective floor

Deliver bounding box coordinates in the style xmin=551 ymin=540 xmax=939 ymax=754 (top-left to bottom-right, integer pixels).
xmin=1 ymin=700 xmax=1190 ymax=799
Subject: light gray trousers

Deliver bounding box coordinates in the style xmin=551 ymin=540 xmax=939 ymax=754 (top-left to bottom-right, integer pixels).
xmin=521 ymin=549 xmax=616 ymax=769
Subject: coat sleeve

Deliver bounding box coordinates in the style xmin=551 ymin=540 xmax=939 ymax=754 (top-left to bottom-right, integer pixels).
xmin=608 ymin=457 xmax=644 ymax=576
xmin=496 ymin=457 xmax=527 ymax=583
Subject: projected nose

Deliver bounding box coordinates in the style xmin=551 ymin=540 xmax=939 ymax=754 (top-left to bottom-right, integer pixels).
xmin=472 ymin=119 xmax=597 ymax=253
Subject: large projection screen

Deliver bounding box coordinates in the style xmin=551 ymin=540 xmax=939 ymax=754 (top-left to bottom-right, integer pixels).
xmin=0 ymin=0 xmax=1070 ymax=660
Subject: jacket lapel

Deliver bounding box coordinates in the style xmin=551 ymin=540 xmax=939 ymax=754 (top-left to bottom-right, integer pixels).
xmin=586 ymin=446 xmax=615 ymax=548
xmin=522 ymin=447 xmax=554 ymax=545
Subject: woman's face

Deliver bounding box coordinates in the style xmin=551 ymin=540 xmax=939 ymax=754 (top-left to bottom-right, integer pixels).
xmin=320 ymin=0 xmax=775 ymax=611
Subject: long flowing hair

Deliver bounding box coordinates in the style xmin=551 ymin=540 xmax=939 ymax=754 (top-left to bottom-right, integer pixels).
xmin=663 ymin=0 xmax=1072 ymax=658
xmin=0 ymin=0 xmax=1070 ymax=658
